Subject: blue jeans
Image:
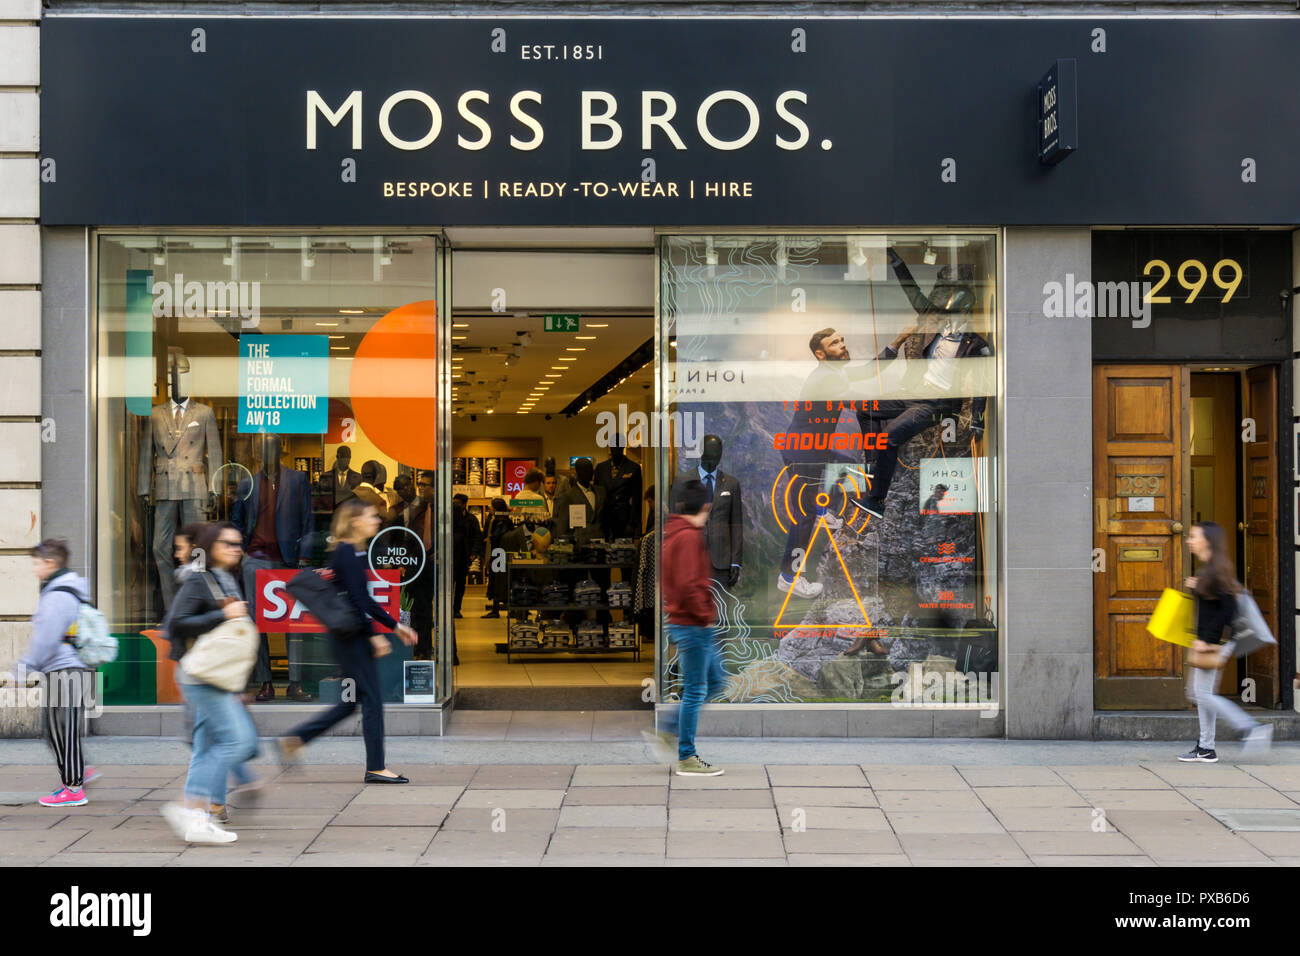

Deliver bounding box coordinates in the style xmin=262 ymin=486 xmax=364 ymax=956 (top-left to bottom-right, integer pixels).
xmin=662 ymin=624 xmax=726 ymax=760
xmin=182 ymin=682 xmax=258 ymax=805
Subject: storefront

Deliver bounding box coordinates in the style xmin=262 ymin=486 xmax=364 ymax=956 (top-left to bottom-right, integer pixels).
xmin=31 ymin=13 xmax=1300 ymax=738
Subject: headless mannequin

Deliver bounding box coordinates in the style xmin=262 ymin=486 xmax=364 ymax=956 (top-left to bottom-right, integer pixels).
xmin=138 ymin=354 xmax=219 ymax=613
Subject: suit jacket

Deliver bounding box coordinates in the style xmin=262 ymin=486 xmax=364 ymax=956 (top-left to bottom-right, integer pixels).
xmin=231 ymin=466 xmax=313 ymax=565
xmin=670 ymin=470 xmax=743 ymax=571
xmin=406 ymin=499 xmax=439 ymax=549
xmin=553 ymin=483 xmax=606 ymax=539
xmin=593 ymin=457 xmax=643 ymax=539
xmin=317 ymin=467 xmax=361 ymax=509
xmin=137 ymin=400 xmax=221 ymax=499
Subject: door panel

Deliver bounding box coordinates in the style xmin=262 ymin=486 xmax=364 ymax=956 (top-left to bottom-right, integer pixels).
xmin=1094 ymin=365 xmax=1187 ymax=709
xmin=1243 ymin=366 xmax=1279 ymax=707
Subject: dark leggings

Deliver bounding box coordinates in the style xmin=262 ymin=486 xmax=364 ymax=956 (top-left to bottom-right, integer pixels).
xmin=291 ymin=633 xmax=385 ymax=772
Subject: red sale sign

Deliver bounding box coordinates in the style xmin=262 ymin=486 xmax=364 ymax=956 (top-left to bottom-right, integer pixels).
xmin=254 ymin=569 xmax=400 ymax=633
xmin=504 ymin=458 xmax=535 ymax=496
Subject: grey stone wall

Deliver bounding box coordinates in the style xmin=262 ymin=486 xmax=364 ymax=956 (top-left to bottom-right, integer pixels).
xmin=1002 ymin=228 xmax=1093 ymax=739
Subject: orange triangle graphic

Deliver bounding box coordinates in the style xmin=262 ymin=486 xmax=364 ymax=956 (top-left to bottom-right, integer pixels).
xmin=773 ymin=514 xmax=873 ymax=630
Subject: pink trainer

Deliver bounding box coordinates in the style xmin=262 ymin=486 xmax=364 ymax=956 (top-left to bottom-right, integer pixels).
xmin=38 ymin=787 xmax=88 ymax=807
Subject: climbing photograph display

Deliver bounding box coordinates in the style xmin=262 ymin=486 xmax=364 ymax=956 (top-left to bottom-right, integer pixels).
xmin=659 ymin=234 xmax=999 ymax=705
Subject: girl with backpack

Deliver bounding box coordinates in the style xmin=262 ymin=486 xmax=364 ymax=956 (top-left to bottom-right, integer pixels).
xmin=1179 ymin=521 xmax=1273 ymax=763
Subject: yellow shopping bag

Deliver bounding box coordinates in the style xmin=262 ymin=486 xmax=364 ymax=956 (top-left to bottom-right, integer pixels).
xmin=1146 ymin=588 xmax=1195 ymax=647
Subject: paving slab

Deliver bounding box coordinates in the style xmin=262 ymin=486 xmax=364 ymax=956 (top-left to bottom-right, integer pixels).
xmin=765 ymin=765 xmax=868 ymax=788
xmin=231 ymin=783 xmax=361 ymax=811
xmin=1028 ymin=855 xmax=1156 ymax=866
xmin=788 ymin=853 xmax=911 ymax=866
xmin=347 ymin=786 xmax=466 ymax=806
xmin=782 ymin=830 xmax=903 ymax=855
xmin=0 ymin=815 xmax=58 ymax=829
xmin=668 ymin=807 xmax=780 ymax=832
xmin=570 ymin=765 xmax=668 ymax=787
xmin=1011 ymin=831 xmax=1141 ymax=855
xmin=1241 ymin=766 xmax=1300 ymax=790
xmin=777 ymin=806 xmax=890 ymax=831
xmin=957 ymin=766 xmax=1066 ymax=788
xmin=542 ymin=853 xmax=666 ymax=866
xmin=545 ymin=828 xmax=666 ymax=856
xmin=294 ymin=852 xmax=422 ymax=866
xmin=557 ymin=805 xmax=667 ymax=828
xmin=1077 ymin=789 xmax=1198 ymax=811
xmin=862 ymin=766 xmax=971 ymax=790
xmin=912 ymin=857 xmax=1033 ymax=866
xmin=170 ymin=850 xmax=302 ymax=867
xmin=40 ymin=852 xmax=181 ymax=867
xmin=665 ymin=857 xmax=789 ymax=866
xmin=874 ymin=789 xmax=985 ymax=812
xmin=1141 ymin=764 xmax=1266 ymax=788
xmin=1181 ymin=787 xmax=1299 ymax=809
xmin=668 ymin=789 xmax=775 ymax=808
xmin=669 ymin=764 xmax=770 ymax=790
xmin=666 ymin=830 xmax=785 ymax=858
xmin=305 ymin=826 xmax=438 ymax=854
xmin=771 ymin=786 xmax=877 ymax=808
xmin=563 ymin=786 xmax=668 ymax=806
xmin=455 ymin=789 xmax=566 ymax=809
xmin=1051 ymin=766 xmax=1169 ymax=790
xmin=898 ymin=833 xmax=1030 ymax=861
xmin=885 ymin=810 xmax=1006 ymax=834
xmin=973 ymin=786 xmax=1088 ymax=809
xmin=468 ymin=765 xmax=575 ymax=790
xmin=441 ymin=808 xmax=561 ymax=831
xmin=329 ymin=805 xmax=452 ymax=827
xmin=993 ymin=807 xmax=1116 ymax=832
xmin=1239 ymin=832 xmax=1300 ymax=856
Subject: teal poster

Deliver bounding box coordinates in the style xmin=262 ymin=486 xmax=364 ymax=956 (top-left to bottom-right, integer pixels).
xmin=238 ymin=335 xmax=328 ymax=434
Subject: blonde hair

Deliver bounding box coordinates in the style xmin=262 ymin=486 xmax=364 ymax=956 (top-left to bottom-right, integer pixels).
xmin=329 ymin=499 xmax=375 ymax=551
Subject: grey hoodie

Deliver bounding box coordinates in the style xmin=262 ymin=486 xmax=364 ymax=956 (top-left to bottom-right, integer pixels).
xmin=15 ymin=569 xmax=90 ymax=679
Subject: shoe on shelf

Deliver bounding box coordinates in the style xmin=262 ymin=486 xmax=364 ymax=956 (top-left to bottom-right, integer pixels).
xmin=1177 ymin=746 xmax=1218 ymax=763
xmin=208 ymin=803 xmax=229 ymax=823
xmin=364 ymin=770 xmax=409 ymax=784
xmin=38 ymin=787 xmax=87 ymax=808
xmin=254 ymin=682 xmax=275 ymax=702
xmin=1242 ymin=723 xmax=1274 ymax=758
xmin=184 ymin=815 xmax=238 ymax=845
xmin=641 ymin=729 xmax=677 ymax=764
xmin=675 ymin=755 xmax=725 ymax=777
xmin=777 ymin=574 xmax=824 ymax=599
xmin=285 ymin=683 xmax=314 ymax=702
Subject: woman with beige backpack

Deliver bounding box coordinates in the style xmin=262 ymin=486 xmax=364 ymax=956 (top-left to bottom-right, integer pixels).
xmin=160 ymin=521 xmax=260 ymax=844
xmin=1178 ymin=521 xmax=1273 ymax=764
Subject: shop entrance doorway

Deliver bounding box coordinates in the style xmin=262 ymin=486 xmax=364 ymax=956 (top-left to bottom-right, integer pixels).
xmin=1092 ymin=363 xmax=1280 ymax=710
xmin=443 ymin=229 xmax=657 ymax=708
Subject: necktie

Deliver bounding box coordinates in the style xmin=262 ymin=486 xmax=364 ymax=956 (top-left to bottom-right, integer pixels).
xmin=704 ymin=474 xmax=714 ymax=502
xmin=173 ymin=404 xmax=183 ymax=431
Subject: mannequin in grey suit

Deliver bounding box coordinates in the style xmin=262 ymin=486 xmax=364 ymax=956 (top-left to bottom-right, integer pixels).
xmin=670 ymin=435 xmax=743 ymax=589
xmin=137 ymin=357 xmax=220 ymax=610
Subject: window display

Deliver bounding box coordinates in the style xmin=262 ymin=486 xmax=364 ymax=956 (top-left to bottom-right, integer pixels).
xmin=659 ymin=234 xmax=999 ymax=705
xmin=96 ymin=234 xmax=443 ymax=706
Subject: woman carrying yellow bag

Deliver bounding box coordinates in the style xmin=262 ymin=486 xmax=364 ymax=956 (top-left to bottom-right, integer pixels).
xmin=1177 ymin=521 xmax=1271 ymax=764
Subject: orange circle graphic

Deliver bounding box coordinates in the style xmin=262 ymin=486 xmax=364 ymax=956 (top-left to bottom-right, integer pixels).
xmin=350 ymin=300 xmax=439 ymax=470
xmin=816 ymin=492 xmax=830 ymax=507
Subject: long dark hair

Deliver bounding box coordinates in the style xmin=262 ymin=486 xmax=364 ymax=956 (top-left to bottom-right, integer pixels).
xmin=1192 ymin=521 xmax=1241 ymax=598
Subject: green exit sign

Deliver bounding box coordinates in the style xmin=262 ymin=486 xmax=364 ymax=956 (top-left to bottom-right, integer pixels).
xmin=543 ymin=314 xmax=580 ymax=332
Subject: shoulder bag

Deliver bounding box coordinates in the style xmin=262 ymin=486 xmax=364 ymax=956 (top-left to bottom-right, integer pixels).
xmin=286 ymin=565 xmax=367 ymax=639
xmin=179 ymin=574 xmax=259 ymax=691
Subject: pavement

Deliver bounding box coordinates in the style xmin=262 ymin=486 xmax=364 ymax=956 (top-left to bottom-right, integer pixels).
xmin=3 ymin=721 xmax=1300 ymax=866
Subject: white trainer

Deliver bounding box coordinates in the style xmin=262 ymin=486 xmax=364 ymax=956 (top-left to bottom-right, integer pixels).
xmin=183 ymin=815 xmax=238 ymax=844
xmin=778 ymin=575 xmax=824 ymax=599
xmin=160 ymin=802 xmax=202 ymax=841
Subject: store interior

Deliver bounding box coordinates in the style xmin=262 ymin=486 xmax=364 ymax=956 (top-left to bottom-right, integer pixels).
xmin=446 ymin=228 xmax=659 ymax=707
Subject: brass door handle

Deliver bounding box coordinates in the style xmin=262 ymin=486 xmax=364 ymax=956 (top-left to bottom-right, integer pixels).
xmin=1238 ymin=521 xmax=1249 ymax=532
xmin=1171 ymin=521 xmax=1184 ymax=533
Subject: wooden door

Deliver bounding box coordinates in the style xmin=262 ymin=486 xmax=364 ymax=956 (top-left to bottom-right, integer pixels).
xmin=1242 ymin=366 xmax=1279 ymax=707
xmin=1094 ymin=365 xmax=1188 ymax=709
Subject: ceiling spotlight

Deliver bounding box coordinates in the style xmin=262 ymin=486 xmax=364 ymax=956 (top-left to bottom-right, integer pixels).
xmin=923 ymin=242 xmax=937 ymax=266
xmin=153 ymin=246 xmax=166 ymax=266
xmin=380 ymin=245 xmax=393 ymax=266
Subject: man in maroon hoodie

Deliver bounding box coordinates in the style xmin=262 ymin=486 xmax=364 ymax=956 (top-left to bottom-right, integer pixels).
xmin=648 ymin=479 xmax=726 ymax=776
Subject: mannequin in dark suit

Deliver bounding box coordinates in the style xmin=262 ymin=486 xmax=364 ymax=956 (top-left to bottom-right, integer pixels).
xmin=670 ymin=435 xmax=743 ymax=589
xmin=232 ymin=434 xmax=314 ymax=701
xmin=593 ymin=446 xmax=642 ymax=539
xmin=553 ymin=458 xmax=606 ymax=539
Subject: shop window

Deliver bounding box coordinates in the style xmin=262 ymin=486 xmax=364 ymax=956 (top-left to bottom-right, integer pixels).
xmin=95 ymin=234 xmax=443 ymax=706
xmin=658 ymin=234 xmax=999 ymax=706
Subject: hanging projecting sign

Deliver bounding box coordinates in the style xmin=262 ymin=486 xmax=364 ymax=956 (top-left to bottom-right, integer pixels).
xmin=1038 ymin=58 xmax=1077 ymax=166
xmin=238 ymin=335 xmax=328 ymax=434
xmin=38 ymin=18 xmax=1300 ymax=226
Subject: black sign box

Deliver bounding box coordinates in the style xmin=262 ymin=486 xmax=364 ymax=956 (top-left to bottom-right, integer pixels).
xmin=39 ymin=17 xmax=1300 ymax=226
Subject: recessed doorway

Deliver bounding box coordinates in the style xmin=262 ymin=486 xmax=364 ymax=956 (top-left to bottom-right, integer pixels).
xmin=445 ymin=228 xmax=657 ymax=709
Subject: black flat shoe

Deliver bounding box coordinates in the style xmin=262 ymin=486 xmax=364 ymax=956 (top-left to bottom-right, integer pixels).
xmin=364 ymin=771 xmax=409 ymax=784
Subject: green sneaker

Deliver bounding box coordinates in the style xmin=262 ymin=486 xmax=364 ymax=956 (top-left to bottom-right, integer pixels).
xmin=675 ymin=755 xmax=724 ymax=777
